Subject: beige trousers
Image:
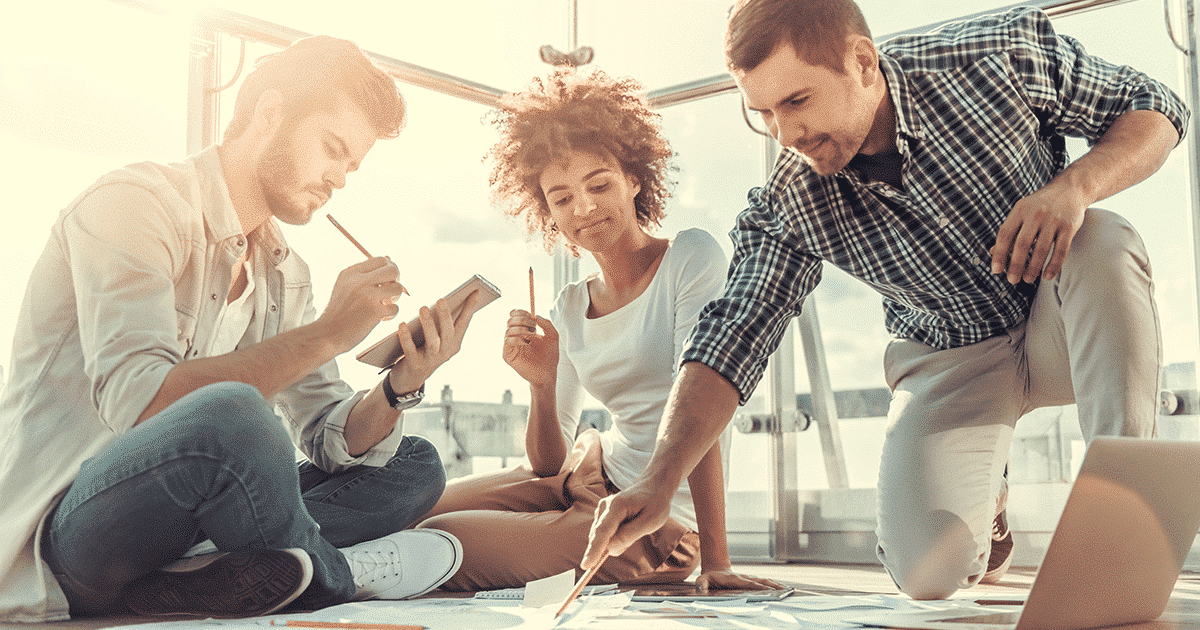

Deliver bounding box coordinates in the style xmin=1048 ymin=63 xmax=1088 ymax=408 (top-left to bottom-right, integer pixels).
xmin=416 ymin=429 xmax=700 ymax=591
xmin=875 ymin=209 xmax=1160 ymax=599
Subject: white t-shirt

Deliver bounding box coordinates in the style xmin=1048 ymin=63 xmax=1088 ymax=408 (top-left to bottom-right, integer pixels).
xmin=551 ymin=228 xmax=728 ymax=531
xmin=206 ymin=260 xmax=256 ymax=357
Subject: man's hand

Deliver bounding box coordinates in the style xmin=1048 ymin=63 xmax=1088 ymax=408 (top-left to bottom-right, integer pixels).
xmin=989 ymin=180 xmax=1086 ymax=285
xmin=387 ymin=290 xmax=484 ymax=395
xmin=990 ymin=109 xmax=1180 ymax=286
xmin=318 ymin=257 xmax=405 ymax=353
xmin=583 ymin=363 xmax=741 ymax=571
xmin=582 ymin=479 xmax=674 ymax=570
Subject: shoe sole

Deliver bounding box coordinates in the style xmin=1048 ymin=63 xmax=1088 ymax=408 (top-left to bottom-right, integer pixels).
xmin=981 ymin=549 xmax=1013 ymax=584
xmin=122 ymin=548 xmax=313 ymax=618
xmin=981 ymin=529 xmax=1014 ymax=584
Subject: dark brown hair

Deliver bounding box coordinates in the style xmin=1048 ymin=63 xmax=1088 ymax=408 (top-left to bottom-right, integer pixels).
xmin=725 ymin=0 xmax=872 ymax=73
xmin=223 ymin=35 xmax=405 ymax=142
xmin=486 ymin=67 xmax=673 ymax=255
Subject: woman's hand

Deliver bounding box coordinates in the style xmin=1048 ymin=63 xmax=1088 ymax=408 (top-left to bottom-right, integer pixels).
xmin=502 ymin=309 xmax=558 ymax=386
xmin=695 ymin=568 xmax=789 ymax=592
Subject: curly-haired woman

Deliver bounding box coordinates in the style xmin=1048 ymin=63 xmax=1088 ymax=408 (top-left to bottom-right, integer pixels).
xmin=416 ymin=67 xmax=783 ymax=593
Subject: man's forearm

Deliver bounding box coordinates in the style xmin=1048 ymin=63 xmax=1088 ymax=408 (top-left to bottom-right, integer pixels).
xmin=344 ymin=379 xmax=402 ymax=456
xmin=135 ymin=320 xmax=340 ymax=424
xmin=1056 ymin=109 xmax=1180 ymax=205
xmin=643 ymin=362 xmax=742 ymax=493
xmin=688 ymin=440 xmax=733 ymax=573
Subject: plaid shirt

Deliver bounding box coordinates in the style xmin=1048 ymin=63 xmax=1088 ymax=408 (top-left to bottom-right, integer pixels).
xmin=683 ymin=7 xmax=1189 ymax=403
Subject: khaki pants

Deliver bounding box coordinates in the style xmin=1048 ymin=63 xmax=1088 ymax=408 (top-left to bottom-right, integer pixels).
xmin=875 ymin=208 xmax=1159 ymax=599
xmin=416 ymin=429 xmax=699 ymax=591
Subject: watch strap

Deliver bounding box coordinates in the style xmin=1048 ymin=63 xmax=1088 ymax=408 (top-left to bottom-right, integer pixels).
xmin=382 ymin=375 xmax=424 ymax=411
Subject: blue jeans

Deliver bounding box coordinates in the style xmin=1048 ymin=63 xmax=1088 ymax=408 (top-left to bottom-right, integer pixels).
xmin=41 ymin=382 xmax=446 ymax=616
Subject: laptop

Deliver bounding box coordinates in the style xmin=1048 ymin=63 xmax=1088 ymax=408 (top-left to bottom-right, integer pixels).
xmin=849 ymin=436 xmax=1200 ymax=630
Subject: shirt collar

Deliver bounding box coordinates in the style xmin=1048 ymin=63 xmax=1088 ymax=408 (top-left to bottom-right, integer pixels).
xmin=193 ymin=145 xmax=291 ymax=266
xmin=878 ymin=53 xmax=923 ymax=144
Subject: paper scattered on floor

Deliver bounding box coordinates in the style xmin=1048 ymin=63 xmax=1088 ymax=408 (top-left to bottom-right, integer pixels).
xmin=522 ymin=569 xmax=576 ymax=608
xmin=474 ymin=582 xmax=617 ymax=601
xmin=96 ymin=592 xmax=991 ymax=629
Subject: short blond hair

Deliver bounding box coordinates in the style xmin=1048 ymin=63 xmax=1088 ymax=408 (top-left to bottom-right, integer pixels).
xmin=223 ymin=35 xmax=405 ymax=142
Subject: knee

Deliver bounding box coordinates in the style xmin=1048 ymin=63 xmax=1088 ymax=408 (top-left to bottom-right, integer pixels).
xmin=1060 ymin=209 xmax=1150 ymax=280
xmin=414 ymin=512 xmax=456 ymax=536
xmin=398 ymin=435 xmax=444 ymax=468
xmin=396 ymin=435 xmax=446 ymax=494
xmin=369 ymin=436 xmax=446 ymax=525
xmin=174 ymin=382 xmax=292 ymax=461
xmin=878 ymin=510 xmax=979 ymax=600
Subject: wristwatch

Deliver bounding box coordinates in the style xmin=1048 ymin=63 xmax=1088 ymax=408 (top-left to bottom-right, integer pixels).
xmin=381 ymin=375 xmax=424 ymax=411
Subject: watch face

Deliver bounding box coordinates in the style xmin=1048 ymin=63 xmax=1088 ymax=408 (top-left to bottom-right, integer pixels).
xmin=392 ymin=389 xmax=423 ymax=411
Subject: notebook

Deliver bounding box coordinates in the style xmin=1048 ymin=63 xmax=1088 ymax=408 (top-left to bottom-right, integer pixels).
xmin=356 ymin=274 xmax=501 ymax=370
xmin=849 ymin=436 xmax=1200 ymax=630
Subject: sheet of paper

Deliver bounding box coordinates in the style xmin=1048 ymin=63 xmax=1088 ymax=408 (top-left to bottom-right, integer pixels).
xmin=95 ymin=588 xmax=949 ymax=630
xmin=523 ymin=569 xmax=576 ymax=608
xmin=554 ymin=590 xmax=634 ymax=629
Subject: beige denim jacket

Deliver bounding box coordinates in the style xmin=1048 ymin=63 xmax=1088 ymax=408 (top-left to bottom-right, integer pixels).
xmin=0 ymin=146 xmax=404 ymax=622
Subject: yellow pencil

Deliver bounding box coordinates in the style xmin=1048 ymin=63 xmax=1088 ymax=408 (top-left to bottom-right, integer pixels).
xmin=269 ymin=621 xmax=424 ymax=630
xmin=555 ymin=560 xmax=603 ymax=617
xmin=326 ymin=213 xmax=373 ymax=258
xmin=327 ymin=213 xmax=408 ymax=296
xmin=528 ymin=267 xmax=536 ymax=319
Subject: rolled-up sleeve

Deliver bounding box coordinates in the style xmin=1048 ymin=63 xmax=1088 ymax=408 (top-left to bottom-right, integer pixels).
xmin=274 ymin=288 xmax=405 ymax=471
xmin=282 ymin=383 xmax=407 ymax=471
xmin=1008 ymin=8 xmax=1189 ymax=145
xmin=680 ymin=188 xmax=823 ymax=404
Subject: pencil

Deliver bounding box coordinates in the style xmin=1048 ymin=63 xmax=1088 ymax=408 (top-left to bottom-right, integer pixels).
xmin=268 ymin=621 xmax=424 ymax=630
xmin=326 ymin=214 xmax=373 ymax=258
xmin=326 ymin=214 xmax=408 ymax=296
xmin=528 ymin=267 xmax=535 ymax=319
xmin=554 ymin=560 xmax=603 ymax=617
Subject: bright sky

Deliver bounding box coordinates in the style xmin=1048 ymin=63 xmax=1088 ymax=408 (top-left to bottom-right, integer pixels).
xmin=1 ymin=0 xmax=1196 ymax=490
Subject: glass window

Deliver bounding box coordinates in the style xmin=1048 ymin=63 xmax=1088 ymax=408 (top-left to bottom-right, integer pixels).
xmin=2 ymin=0 xmax=1195 ymax=498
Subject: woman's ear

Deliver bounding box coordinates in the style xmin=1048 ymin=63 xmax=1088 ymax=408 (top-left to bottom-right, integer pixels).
xmin=627 ymin=172 xmax=642 ymax=197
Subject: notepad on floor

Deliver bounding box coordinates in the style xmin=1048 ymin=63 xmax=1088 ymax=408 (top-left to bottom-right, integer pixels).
xmin=473 ymin=570 xmax=618 ymax=606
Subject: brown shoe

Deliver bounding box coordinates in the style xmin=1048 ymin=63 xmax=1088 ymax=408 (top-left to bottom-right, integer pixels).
xmin=981 ymin=509 xmax=1014 ymax=584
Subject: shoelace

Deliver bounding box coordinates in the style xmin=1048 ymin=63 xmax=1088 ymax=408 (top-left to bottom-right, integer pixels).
xmin=346 ymin=545 xmax=401 ymax=588
xmin=992 ymin=513 xmax=1008 ymax=541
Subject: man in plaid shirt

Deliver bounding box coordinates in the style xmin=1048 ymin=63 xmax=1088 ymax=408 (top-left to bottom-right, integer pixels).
xmin=582 ymin=0 xmax=1189 ymax=598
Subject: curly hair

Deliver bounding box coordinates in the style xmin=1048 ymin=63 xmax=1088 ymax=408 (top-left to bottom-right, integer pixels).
xmin=485 ymin=67 xmax=674 ymax=255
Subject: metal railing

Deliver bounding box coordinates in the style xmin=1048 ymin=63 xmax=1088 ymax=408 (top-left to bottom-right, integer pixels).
xmin=645 ymin=0 xmax=1141 ymax=108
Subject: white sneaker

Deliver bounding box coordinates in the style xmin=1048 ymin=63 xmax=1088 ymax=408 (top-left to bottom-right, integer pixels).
xmin=340 ymin=529 xmax=462 ymax=601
